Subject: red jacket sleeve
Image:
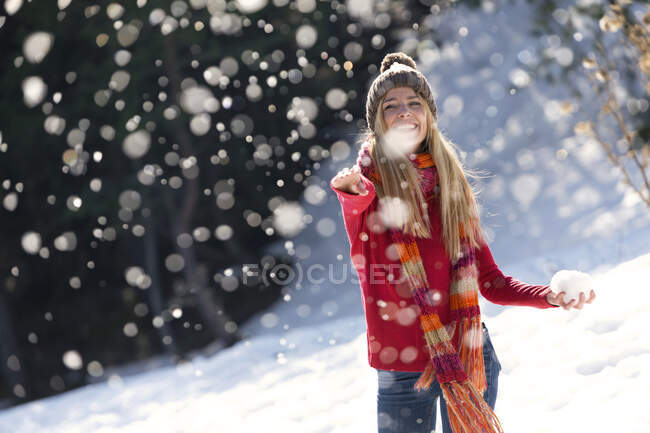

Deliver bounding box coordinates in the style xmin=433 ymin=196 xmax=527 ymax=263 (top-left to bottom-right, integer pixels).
xmin=476 ymin=240 xmax=559 ymax=309
xmin=330 ymin=173 xmax=376 ymax=245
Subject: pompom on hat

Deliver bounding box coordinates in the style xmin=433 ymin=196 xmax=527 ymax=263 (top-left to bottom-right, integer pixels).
xmin=365 ymin=52 xmax=437 ymax=133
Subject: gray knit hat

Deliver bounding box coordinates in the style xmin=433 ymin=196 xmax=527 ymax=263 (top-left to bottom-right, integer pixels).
xmin=365 ymin=52 xmax=437 ymax=133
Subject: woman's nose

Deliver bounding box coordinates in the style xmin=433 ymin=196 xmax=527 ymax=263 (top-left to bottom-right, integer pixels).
xmin=397 ymin=104 xmax=411 ymax=117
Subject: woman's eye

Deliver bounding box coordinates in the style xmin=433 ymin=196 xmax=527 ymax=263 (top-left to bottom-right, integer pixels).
xmin=384 ymin=102 xmax=418 ymax=110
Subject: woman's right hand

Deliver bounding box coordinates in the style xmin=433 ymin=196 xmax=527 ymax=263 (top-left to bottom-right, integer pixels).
xmin=331 ymin=165 xmax=368 ymax=195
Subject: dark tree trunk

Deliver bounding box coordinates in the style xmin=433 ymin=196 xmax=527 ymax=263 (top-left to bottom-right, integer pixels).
xmin=143 ymin=202 xmax=181 ymax=358
xmin=0 ymin=291 xmax=29 ymax=399
xmin=161 ymin=35 xmax=242 ymax=348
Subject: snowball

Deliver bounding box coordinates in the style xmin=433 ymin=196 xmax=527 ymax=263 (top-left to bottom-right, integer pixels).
xmin=550 ymin=270 xmax=594 ymax=303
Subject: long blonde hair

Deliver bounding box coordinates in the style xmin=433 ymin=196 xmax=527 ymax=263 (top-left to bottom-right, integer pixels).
xmin=362 ymin=94 xmax=487 ymax=260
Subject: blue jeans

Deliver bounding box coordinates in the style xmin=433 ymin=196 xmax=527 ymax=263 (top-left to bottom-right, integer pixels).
xmin=376 ymin=322 xmax=502 ymax=433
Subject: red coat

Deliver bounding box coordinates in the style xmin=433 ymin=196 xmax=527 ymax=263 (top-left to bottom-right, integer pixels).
xmin=330 ymin=172 xmax=558 ymax=372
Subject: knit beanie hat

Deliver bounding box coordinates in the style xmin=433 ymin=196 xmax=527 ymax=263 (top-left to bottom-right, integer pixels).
xmin=365 ymin=52 xmax=437 ymax=133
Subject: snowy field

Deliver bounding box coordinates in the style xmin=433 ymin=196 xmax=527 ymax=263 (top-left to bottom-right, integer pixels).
xmin=0 ymin=252 xmax=648 ymax=433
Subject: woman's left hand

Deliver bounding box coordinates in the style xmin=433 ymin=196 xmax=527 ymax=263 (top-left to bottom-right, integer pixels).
xmin=547 ymin=290 xmax=596 ymax=310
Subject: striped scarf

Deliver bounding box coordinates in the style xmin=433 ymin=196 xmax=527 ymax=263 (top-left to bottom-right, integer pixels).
xmin=357 ymin=142 xmax=504 ymax=433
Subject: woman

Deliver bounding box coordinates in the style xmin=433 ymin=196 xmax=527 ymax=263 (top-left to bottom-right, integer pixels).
xmin=330 ymin=53 xmax=595 ymax=433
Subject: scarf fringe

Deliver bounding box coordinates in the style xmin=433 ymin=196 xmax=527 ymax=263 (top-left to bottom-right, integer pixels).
xmin=415 ymin=316 xmax=488 ymax=395
xmin=457 ymin=316 xmax=487 ymax=395
xmin=442 ymin=381 xmax=505 ymax=433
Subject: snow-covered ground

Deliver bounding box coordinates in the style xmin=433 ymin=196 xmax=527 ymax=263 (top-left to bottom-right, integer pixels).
xmin=1 ymin=252 xmax=648 ymax=433
xmin=2 ymin=0 xmax=649 ymax=431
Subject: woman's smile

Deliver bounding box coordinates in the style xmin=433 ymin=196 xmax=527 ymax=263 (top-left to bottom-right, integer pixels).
xmin=394 ymin=123 xmax=418 ymax=130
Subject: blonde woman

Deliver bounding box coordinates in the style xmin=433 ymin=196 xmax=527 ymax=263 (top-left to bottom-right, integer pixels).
xmin=330 ymin=53 xmax=595 ymax=433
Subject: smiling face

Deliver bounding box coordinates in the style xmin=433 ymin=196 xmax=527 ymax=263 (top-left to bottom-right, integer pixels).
xmin=380 ymin=87 xmax=428 ymax=155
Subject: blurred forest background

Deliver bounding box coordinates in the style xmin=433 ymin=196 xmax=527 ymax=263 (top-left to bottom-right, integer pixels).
xmin=0 ymin=0 xmax=647 ymax=410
